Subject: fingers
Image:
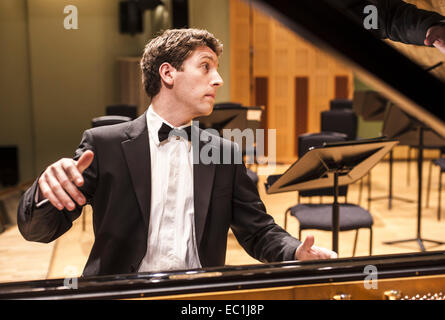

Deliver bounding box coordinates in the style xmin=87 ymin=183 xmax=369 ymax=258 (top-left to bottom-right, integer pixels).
xmin=63 ymin=159 xmax=85 ymax=187
xmin=425 ymin=25 xmax=445 ymax=46
xmin=37 ymin=155 xmax=90 ymax=211
xmin=425 ymin=34 xmax=438 ymax=46
xmin=300 ymin=234 xmax=315 ymax=251
xmin=76 ymin=150 xmax=94 ymax=175
xmin=295 ymin=234 xmax=338 ymax=261
xmin=317 ymin=247 xmax=338 ymax=259
xmin=38 ymin=176 xmax=64 ymax=211
xmin=45 ymin=171 xmax=77 ymax=211
xmin=54 ymin=164 xmax=86 ymax=206
xmin=424 ymin=29 xmax=436 ymax=46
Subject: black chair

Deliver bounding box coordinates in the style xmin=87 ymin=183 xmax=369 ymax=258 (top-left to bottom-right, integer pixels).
xmin=284 ymin=132 xmax=374 ymax=256
xmin=320 ymin=108 xmax=368 ymax=203
xmin=92 ymin=115 xmax=133 ymax=128
xmin=321 ymin=109 xmax=358 ymax=140
xmin=83 ymin=115 xmax=132 ymax=231
xmin=105 ymin=104 xmax=138 ymax=120
xmin=330 ymin=99 xmax=353 ymax=111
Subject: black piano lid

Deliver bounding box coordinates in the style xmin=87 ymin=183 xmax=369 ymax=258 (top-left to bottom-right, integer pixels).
xmin=1 ymin=251 xmax=445 ymax=299
xmin=251 ymin=0 xmax=445 ymax=139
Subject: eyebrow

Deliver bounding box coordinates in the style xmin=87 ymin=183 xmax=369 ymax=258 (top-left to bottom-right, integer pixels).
xmin=199 ymin=54 xmax=218 ymax=67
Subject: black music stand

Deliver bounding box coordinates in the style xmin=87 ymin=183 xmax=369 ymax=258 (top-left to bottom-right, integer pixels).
xmin=196 ymin=104 xmax=264 ymax=156
xmin=382 ymin=104 xmax=445 ymax=251
xmin=265 ymin=138 xmax=398 ymax=253
xmin=353 ymin=91 xmax=412 ymax=209
xmin=353 ymin=90 xmax=387 ymax=122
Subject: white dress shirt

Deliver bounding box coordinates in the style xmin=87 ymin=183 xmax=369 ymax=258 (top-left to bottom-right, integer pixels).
xmin=137 ymin=106 xmax=202 ymax=273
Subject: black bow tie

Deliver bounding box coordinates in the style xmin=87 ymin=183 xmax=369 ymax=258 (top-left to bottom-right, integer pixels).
xmin=158 ymin=122 xmax=192 ymax=143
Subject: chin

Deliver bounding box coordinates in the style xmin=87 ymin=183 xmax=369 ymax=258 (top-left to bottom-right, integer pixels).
xmin=197 ymin=103 xmax=214 ymax=117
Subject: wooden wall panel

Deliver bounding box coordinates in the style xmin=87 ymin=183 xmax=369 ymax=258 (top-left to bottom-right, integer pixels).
xmin=230 ymin=0 xmax=354 ymax=162
xmin=230 ymin=0 xmax=251 ymax=106
xmin=295 ymin=77 xmax=309 ymax=155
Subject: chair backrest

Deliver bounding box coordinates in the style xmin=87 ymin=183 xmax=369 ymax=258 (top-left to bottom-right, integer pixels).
xmin=321 ymin=109 xmax=358 ymax=140
xmin=297 ymin=132 xmax=348 ymax=198
xmin=213 ymin=102 xmax=243 ymax=109
xmin=330 ymin=99 xmax=353 ymax=111
xmin=92 ymin=115 xmax=132 ymax=128
xmin=106 ymin=104 xmax=138 ymax=120
xmin=297 ymin=132 xmax=348 ymax=158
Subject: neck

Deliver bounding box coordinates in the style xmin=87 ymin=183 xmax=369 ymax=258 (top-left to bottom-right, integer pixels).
xmin=151 ymin=92 xmax=192 ymax=127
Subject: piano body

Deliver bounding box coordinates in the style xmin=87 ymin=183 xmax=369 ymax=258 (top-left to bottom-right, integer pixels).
xmin=0 ymin=251 xmax=444 ymax=300
xmin=1 ymin=0 xmax=445 ymax=300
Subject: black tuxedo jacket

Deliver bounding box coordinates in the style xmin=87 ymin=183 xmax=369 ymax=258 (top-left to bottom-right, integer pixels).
xmin=17 ymin=113 xmax=301 ymax=277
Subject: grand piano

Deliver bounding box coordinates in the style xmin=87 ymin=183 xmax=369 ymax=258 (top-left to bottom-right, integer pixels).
xmin=2 ymin=0 xmax=445 ymax=300
xmin=0 ymin=251 xmax=444 ymax=299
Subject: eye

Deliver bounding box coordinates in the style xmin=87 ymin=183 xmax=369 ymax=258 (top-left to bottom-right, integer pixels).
xmin=202 ymin=63 xmax=210 ymax=72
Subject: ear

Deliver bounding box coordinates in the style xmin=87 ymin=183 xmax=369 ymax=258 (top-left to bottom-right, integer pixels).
xmin=159 ymin=62 xmax=176 ymax=86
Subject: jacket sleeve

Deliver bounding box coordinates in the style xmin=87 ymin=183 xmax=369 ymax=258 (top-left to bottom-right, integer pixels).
xmin=374 ymin=0 xmax=445 ymax=45
xmin=17 ymin=130 xmax=98 ymax=243
xmin=230 ymin=161 xmax=301 ymax=263
xmin=328 ymin=0 xmax=445 ymax=45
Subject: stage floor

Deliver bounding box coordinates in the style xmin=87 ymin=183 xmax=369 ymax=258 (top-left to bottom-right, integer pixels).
xmin=1 ymin=157 xmax=445 ymax=282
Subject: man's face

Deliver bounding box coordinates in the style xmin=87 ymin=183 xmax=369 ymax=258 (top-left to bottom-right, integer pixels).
xmin=172 ymin=46 xmax=223 ymax=118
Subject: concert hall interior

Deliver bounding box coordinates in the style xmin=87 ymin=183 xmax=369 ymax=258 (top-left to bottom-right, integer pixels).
xmin=1 ymin=0 xmax=445 ymax=300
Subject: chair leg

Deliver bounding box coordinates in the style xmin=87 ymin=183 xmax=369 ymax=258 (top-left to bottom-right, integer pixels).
xmin=367 ymin=172 xmax=372 ymax=211
xmin=369 ymin=227 xmax=373 ymax=256
xmin=284 ymin=208 xmax=289 ymax=231
xmin=352 ymin=229 xmax=359 ymax=257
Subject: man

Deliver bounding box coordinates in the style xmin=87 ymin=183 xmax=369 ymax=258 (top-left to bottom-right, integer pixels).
xmin=328 ymin=0 xmax=445 ymax=53
xmin=17 ymin=29 xmax=336 ymax=277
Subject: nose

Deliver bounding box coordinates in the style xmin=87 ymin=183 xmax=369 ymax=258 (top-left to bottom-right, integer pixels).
xmin=211 ymin=70 xmax=224 ymax=87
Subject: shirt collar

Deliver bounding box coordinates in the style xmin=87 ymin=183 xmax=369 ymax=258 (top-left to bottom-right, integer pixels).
xmin=146 ymin=105 xmax=193 ymax=149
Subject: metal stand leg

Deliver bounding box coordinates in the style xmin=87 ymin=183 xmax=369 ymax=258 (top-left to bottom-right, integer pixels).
xmin=439 ymin=171 xmax=442 ymax=221
xmin=426 ymin=160 xmax=433 ymax=208
xmin=384 ymin=127 xmax=445 ymax=251
xmin=368 ymin=150 xmax=413 ymax=210
xmin=332 ymin=172 xmax=340 ymax=255
xmin=407 ymin=147 xmax=411 ymax=186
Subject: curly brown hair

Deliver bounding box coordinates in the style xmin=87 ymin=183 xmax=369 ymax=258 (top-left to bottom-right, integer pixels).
xmin=140 ymin=28 xmax=223 ymax=99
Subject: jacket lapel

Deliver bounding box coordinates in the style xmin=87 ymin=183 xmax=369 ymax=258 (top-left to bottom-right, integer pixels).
xmin=121 ymin=113 xmax=151 ymax=227
xmin=121 ymin=117 xmax=215 ymax=246
xmin=193 ymin=127 xmax=216 ymax=249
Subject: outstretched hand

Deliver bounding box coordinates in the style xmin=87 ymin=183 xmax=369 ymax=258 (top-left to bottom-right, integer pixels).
xmin=425 ymin=24 xmax=445 ymax=55
xmin=294 ymin=234 xmax=338 ymax=261
xmin=38 ymin=150 xmax=94 ymax=211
